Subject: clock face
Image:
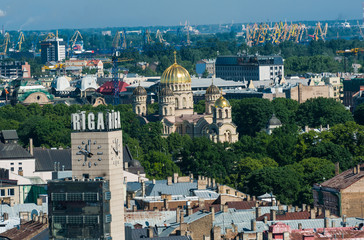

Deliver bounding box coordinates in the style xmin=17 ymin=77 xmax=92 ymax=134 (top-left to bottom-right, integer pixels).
xmin=111 ymin=138 xmax=121 ymax=166
xmin=76 ymin=139 xmax=103 ymax=168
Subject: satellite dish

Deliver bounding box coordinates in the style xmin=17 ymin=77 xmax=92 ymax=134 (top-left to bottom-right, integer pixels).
xmin=31 ymin=209 xmax=38 ymax=220
xmin=145 ymin=221 xmax=150 ymax=227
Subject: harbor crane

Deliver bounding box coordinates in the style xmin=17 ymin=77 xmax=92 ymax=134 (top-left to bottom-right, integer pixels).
xmin=0 ymin=33 xmax=10 ymax=56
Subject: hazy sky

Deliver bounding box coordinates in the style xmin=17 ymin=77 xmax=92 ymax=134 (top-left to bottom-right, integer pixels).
xmin=0 ymin=0 xmax=363 ymax=30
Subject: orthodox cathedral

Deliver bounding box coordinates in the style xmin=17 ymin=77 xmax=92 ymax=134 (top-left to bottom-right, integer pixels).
xmin=132 ymin=53 xmax=238 ymax=143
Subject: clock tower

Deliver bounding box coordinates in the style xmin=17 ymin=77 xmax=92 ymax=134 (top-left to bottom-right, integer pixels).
xmin=71 ymin=111 xmax=125 ymax=240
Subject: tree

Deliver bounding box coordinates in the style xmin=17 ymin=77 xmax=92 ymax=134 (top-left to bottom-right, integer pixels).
xmin=231 ymin=98 xmax=273 ymax=136
xmin=296 ymin=97 xmax=353 ymax=128
xmin=141 ymin=151 xmax=181 ymax=179
xmin=354 ymin=103 xmax=364 ymax=125
xmin=244 ymin=167 xmax=302 ymax=204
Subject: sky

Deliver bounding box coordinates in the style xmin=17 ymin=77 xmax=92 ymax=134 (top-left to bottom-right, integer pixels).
xmin=0 ymin=0 xmax=363 ymax=31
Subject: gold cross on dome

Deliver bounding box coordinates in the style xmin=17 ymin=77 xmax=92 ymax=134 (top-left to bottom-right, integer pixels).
xmin=173 ymin=51 xmax=177 ymax=64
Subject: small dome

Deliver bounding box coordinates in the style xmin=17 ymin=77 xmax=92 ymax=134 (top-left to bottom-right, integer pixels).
xmin=79 ymin=75 xmax=98 ymax=91
xmin=133 ymin=85 xmax=147 ymax=96
xmin=129 ymin=159 xmax=142 ymax=168
xmin=206 ymin=84 xmax=220 ymax=94
xmin=52 ymin=76 xmax=70 ymax=91
xmin=160 ymin=52 xmax=191 ymax=84
xmin=268 ymin=114 xmax=282 ymax=126
xmin=214 ymin=96 xmax=230 ymax=108
xmin=160 ymin=87 xmax=174 ymax=96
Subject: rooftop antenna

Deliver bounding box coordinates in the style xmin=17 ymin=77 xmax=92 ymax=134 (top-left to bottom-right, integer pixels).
xmin=173 ymin=51 xmax=177 ymax=64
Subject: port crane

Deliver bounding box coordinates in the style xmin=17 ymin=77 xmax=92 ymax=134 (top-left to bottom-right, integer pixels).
xmin=0 ymin=33 xmax=10 ymax=56
xmin=14 ymin=32 xmax=25 ymax=52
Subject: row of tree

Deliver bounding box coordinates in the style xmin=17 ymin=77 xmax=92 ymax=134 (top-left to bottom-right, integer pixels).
xmin=0 ymin=99 xmax=363 ymax=205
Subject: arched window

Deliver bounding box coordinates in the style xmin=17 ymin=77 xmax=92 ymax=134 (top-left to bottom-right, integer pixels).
xmin=164 ymin=107 xmax=168 ymax=115
xmin=183 ymin=97 xmax=187 ymax=108
xmin=175 ymin=98 xmax=179 ymax=108
xmin=225 ymin=109 xmax=229 ymax=118
xmin=170 ymin=107 xmax=173 ymax=115
xmin=219 ymin=109 xmax=222 ymax=118
xmin=137 ymin=106 xmax=140 ymax=115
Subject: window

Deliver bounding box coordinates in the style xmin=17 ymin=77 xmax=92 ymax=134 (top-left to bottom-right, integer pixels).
xmin=19 ymin=167 xmax=22 ymax=171
xmin=8 ymin=189 xmax=14 ymax=196
xmin=18 ymin=162 xmax=22 ymax=165
xmin=10 ymin=163 xmax=14 ymax=166
xmin=0 ymin=190 xmax=5 ymax=196
xmin=10 ymin=167 xmax=14 ymax=172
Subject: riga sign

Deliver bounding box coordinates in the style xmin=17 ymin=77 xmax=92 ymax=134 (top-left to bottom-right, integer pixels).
xmin=71 ymin=111 xmax=121 ymax=131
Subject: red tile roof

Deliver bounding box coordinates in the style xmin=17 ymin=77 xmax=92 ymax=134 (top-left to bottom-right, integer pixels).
xmin=290 ymin=227 xmax=364 ymax=240
xmin=227 ymin=201 xmax=256 ymax=210
xmin=97 ymin=81 xmax=129 ymax=95
xmin=0 ymin=220 xmax=48 ymax=240
xmin=317 ymin=164 xmax=364 ymax=190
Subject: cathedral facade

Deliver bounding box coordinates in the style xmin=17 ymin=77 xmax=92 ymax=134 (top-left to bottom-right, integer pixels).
xmin=132 ymin=53 xmax=238 ymax=143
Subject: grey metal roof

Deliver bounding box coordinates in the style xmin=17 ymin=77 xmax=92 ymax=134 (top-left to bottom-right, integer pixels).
xmin=192 ymin=190 xmax=219 ymax=200
xmin=258 ymin=193 xmax=276 ymax=199
xmin=214 ymin=209 xmax=255 ymax=226
xmin=146 ymin=181 xmax=198 ymax=197
xmin=0 ymin=203 xmax=48 ymax=218
xmin=33 ymin=147 xmax=71 ymax=172
xmin=183 ymin=211 xmax=211 ymax=224
xmin=191 ymin=77 xmax=245 ymax=89
xmin=0 ymin=143 xmax=33 ymax=159
xmin=1 ymin=130 xmax=18 ymax=141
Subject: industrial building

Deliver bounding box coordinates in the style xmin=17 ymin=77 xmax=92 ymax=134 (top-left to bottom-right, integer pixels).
xmin=0 ymin=61 xmax=31 ymax=79
xmin=215 ymin=55 xmax=284 ymax=81
xmin=40 ymin=37 xmax=66 ymax=64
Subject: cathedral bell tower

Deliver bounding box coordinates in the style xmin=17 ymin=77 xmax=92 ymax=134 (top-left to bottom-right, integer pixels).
xmin=205 ymin=79 xmax=220 ymax=114
xmin=132 ymin=84 xmax=147 ymax=116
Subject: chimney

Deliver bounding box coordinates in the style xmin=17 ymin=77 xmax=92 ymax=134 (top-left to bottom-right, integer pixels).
xmin=124 ymin=162 xmax=128 ymax=170
xmin=270 ymin=209 xmax=276 ymax=221
xmin=295 ymin=206 xmax=298 ymax=212
xmin=255 ymin=201 xmax=259 ymax=208
xmin=180 ymin=210 xmax=184 ymax=223
xmin=189 ymin=173 xmax=194 ymax=183
xmin=307 ymin=205 xmax=311 ymax=212
xmin=324 ymin=217 xmax=330 ymax=228
xmin=176 ymin=208 xmax=180 ymax=223
xmin=148 ymin=226 xmax=154 ymax=238
xmin=357 ymin=164 xmax=361 ymax=174
xmin=29 ymin=138 xmax=33 ymax=156
xmin=301 ymin=204 xmax=306 ymax=212
xmin=267 ymin=232 xmax=273 ymax=240
xmin=247 ymin=195 xmax=251 ymax=201
xmin=335 ymin=162 xmax=340 ymax=175
xmin=163 ymin=199 xmax=169 ymax=210
xmin=342 ymin=215 xmax=347 ymax=226
xmin=138 ymin=176 xmax=142 ymax=183
xmin=263 ymin=216 xmax=267 ymax=224
xmin=187 ymin=207 xmax=193 ymax=216
xmin=310 ymin=209 xmax=316 ymax=219
xmin=283 ymin=232 xmax=290 ymax=240
xmin=18 ymin=169 xmax=23 ymax=176
xmin=141 ymin=181 xmax=145 ymax=197
xmin=222 ymin=204 xmax=228 ymax=213
xmin=210 ymin=206 xmax=215 ymax=222
xmin=3 ymin=213 xmax=8 ymax=221
xmin=318 ymin=207 xmax=322 ymax=216
xmin=255 ymin=207 xmax=261 ymax=219
xmin=152 ymin=179 xmax=156 ymax=184
xmin=167 ymin=176 xmax=172 ymax=185
xmin=198 ymin=198 xmax=205 ymax=209
xmin=212 ymin=178 xmax=216 ymax=188
xmin=133 ymin=205 xmax=137 ymax=212
xmin=276 ymin=200 xmax=280 ymax=206
xmin=324 ymin=209 xmax=330 ymax=218
xmin=251 ymin=219 xmax=257 ymax=231
xmin=252 ymin=196 xmax=256 ymax=201
xmin=298 ymin=223 xmax=302 ymax=230
xmin=173 ymin=173 xmax=178 ymax=183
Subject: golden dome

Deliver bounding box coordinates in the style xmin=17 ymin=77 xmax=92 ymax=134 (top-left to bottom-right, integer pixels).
xmin=160 ymin=52 xmax=191 ymax=84
xmin=214 ymin=96 xmax=231 ymax=108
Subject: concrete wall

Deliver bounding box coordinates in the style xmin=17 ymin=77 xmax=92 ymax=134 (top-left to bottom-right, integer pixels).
xmin=289 ymin=84 xmax=332 ymax=103
xmin=0 ymin=159 xmax=35 ymax=177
